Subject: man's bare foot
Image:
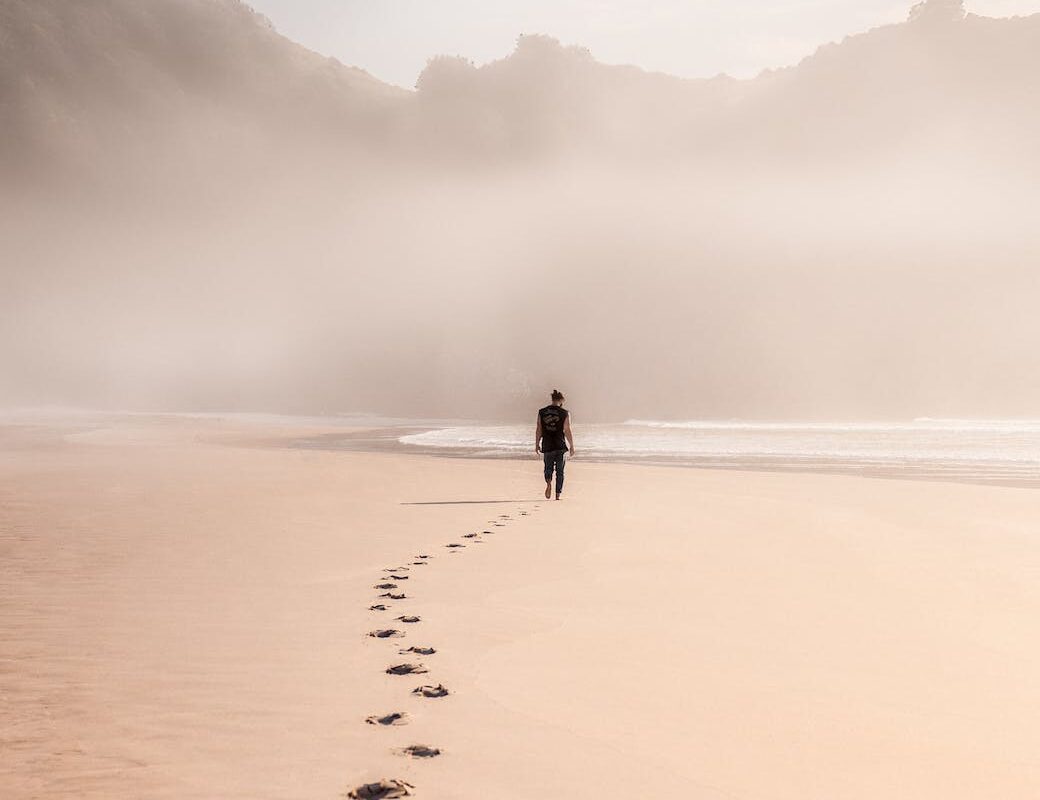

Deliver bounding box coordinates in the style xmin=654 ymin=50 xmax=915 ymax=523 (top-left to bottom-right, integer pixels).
xmin=544 ymin=482 xmax=552 ymax=499
xmin=555 ymin=493 xmax=561 ymax=500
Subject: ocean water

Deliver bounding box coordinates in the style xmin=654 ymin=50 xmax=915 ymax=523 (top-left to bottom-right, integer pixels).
xmin=398 ymin=419 xmax=1040 ymax=486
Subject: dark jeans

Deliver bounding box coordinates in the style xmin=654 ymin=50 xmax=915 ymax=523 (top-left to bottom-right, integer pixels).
xmin=543 ymin=449 xmax=567 ymax=495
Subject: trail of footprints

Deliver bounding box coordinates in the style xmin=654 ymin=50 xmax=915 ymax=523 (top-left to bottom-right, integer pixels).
xmin=348 ymin=506 xmax=539 ymax=799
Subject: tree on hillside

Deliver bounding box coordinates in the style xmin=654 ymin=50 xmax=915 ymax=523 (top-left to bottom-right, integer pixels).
xmin=908 ymin=0 xmax=966 ymax=24
xmin=415 ymin=55 xmax=477 ymax=94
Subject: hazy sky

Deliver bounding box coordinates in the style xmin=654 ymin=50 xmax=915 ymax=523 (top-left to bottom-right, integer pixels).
xmin=247 ymin=0 xmax=1040 ymax=87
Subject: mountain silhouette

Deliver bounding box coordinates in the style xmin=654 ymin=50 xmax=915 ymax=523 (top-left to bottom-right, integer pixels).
xmin=3 ymin=0 xmax=1039 ymax=180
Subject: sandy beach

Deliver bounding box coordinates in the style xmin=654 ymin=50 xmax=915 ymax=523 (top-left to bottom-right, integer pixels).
xmin=3 ymin=414 xmax=1040 ymax=799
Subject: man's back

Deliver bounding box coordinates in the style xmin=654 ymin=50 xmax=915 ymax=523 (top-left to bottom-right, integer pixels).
xmin=538 ymin=404 xmax=569 ymax=453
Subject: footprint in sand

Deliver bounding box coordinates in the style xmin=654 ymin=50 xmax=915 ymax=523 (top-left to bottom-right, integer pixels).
xmin=462 ymin=533 xmax=479 ymax=539
xmin=384 ymin=566 xmax=409 ymax=573
xmin=368 ymin=629 xmax=405 ymax=639
xmin=365 ymin=712 xmax=409 ymax=726
xmin=379 ymin=592 xmax=407 ymax=600
xmin=386 ymin=575 xmax=409 ymax=580
xmin=369 ymin=604 xmax=389 ymax=611
xmin=347 ymin=779 xmax=414 ymax=799
xmin=410 ymin=562 xmax=427 ymax=566
xmin=386 ymin=663 xmax=428 ymax=676
xmin=412 ymin=684 xmax=449 ymax=698
xmin=399 ymin=646 xmax=436 ymax=655
xmin=400 ymin=744 xmax=441 ymax=759
xmin=445 ymin=543 xmax=465 ymax=549
xmin=395 ymin=615 xmax=421 ymax=623
xmin=374 ymin=583 xmax=398 ymax=590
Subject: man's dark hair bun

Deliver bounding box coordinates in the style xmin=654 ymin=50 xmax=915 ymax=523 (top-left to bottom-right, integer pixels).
xmin=551 ymin=389 xmax=565 ymax=402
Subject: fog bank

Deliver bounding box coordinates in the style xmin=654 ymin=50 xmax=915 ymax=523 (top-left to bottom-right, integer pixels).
xmin=2 ymin=0 xmax=1038 ymax=420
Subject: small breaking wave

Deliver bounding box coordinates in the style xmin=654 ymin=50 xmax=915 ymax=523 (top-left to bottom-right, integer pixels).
xmin=399 ymin=419 xmax=1040 ymax=485
xmin=624 ymin=418 xmax=1040 ymax=433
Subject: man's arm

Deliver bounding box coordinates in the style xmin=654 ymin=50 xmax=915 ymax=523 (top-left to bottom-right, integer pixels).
xmin=564 ymin=416 xmax=575 ymax=456
xmin=535 ymin=416 xmax=543 ymax=453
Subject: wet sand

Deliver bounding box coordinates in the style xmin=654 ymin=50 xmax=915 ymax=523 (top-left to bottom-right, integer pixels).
xmin=2 ymin=414 xmax=1039 ymax=799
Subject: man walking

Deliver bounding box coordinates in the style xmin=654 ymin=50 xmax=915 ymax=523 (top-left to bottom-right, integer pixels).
xmin=535 ymin=389 xmax=575 ymax=500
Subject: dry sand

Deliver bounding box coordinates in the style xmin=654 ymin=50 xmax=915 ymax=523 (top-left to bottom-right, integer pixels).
xmin=2 ymin=415 xmax=1039 ymax=799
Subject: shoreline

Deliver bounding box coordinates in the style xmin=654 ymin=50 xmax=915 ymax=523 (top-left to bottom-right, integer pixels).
xmin=5 ymin=409 xmax=1037 ymax=490
xmin=286 ymin=425 xmax=1040 ymax=491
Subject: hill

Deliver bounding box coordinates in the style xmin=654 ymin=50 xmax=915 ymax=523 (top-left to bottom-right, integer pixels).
xmin=0 ymin=0 xmax=405 ymax=185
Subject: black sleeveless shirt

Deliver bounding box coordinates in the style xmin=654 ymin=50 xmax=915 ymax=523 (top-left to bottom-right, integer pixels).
xmin=538 ymin=405 xmax=569 ymax=452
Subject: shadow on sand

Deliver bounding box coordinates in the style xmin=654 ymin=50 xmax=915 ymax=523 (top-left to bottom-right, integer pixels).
xmin=400 ymin=500 xmax=536 ymax=506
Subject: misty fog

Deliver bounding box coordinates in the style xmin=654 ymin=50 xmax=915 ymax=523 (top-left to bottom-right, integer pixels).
xmin=2 ymin=0 xmax=1039 ymax=420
